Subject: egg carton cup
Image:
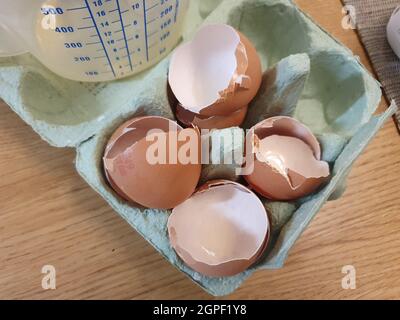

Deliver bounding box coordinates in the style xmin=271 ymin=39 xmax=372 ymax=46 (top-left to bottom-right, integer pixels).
xmin=0 ymin=0 xmax=396 ymax=296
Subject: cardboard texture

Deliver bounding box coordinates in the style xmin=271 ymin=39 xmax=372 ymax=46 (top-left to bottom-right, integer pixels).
xmin=0 ymin=0 xmax=396 ymax=296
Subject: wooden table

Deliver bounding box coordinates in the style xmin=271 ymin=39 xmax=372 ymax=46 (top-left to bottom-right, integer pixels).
xmin=1 ymin=0 xmax=400 ymax=300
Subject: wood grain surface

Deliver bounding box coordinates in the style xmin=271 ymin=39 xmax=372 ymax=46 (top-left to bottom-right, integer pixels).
xmin=1 ymin=0 xmax=400 ymax=300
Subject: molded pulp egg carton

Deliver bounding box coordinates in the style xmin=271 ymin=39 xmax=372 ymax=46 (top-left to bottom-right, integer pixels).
xmin=0 ymin=0 xmax=396 ymax=296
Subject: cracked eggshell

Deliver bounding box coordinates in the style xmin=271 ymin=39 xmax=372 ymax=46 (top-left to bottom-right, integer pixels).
xmin=168 ymin=180 xmax=270 ymax=277
xmin=103 ymin=116 xmax=167 ymax=202
xmin=244 ymin=116 xmax=330 ymax=201
xmin=175 ymin=103 xmax=248 ymax=129
xmin=103 ymin=116 xmax=202 ymax=209
xmin=168 ymin=24 xmax=262 ymax=118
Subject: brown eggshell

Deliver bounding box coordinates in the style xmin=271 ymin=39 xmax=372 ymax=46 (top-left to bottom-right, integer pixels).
xmin=244 ymin=117 xmax=330 ymax=201
xmin=104 ymin=116 xmax=178 ymax=201
xmin=245 ymin=156 xmax=329 ymax=201
xmin=105 ymin=116 xmax=180 ymax=157
xmin=103 ymin=117 xmax=202 ymax=209
xmin=251 ymin=116 xmax=322 ymax=159
xmin=104 ymin=169 xmax=131 ymax=202
xmin=176 ymin=103 xmax=249 ymax=129
xmin=199 ymin=32 xmax=263 ymax=117
xmin=169 ymin=24 xmax=262 ymax=119
xmin=168 ymin=180 xmax=270 ymax=277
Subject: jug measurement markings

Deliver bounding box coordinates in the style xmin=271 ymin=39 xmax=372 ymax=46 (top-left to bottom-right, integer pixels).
xmin=83 ymin=0 xmax=116 ymax=77
xmin=174 ymin=0 xmax=179 ymax=23
xmin=19 ymin=0 xmax=189 ymax=81
xmin=77 ymin=26 xmax=96 ymax=30
xmin=116 ymin=0 xmax=133 ymax=71
xmin=66 ymin=6 xmax=87 ymax=12
xmin=143 ymin=0 xmax=150 ymax=62
xmin=144 ymin=0 xmax=162 ymax=61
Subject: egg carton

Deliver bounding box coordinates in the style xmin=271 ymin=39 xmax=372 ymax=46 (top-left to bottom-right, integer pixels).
xmin=0 ymin=0 xmax=396 ymax=296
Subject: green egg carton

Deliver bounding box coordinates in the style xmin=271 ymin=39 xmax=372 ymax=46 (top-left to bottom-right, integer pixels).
xmin=0 ymin=0 xmax=396 ymax=296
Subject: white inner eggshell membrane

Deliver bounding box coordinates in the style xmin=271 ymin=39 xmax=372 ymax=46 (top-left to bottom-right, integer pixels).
xmin=169 ymin=183 xmax=269 ymax=266
xmin=256 ymin=135 xmax=330 ymax=188
xmin=168 ymin=24 xmax=242 ymax=114
xmin=253 ymin=116 xmax=322 ymax=160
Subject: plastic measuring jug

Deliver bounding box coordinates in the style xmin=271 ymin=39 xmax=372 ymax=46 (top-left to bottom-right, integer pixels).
xmin=0 ymin=0 xmax=189 ymax=82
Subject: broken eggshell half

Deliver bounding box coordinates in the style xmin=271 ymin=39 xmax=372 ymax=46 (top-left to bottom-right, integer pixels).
xmin=168 ymin=180 xmax=270 ymax=277
xmin=244 ymin=116 xmax=330 ymax=201
xmin=103 ymin=116 xmax=202 ymax=209
xmin=175 ymin=103 xmax=249 ymax=130
xmin=168 ymin=24 xmax=262 ymax=125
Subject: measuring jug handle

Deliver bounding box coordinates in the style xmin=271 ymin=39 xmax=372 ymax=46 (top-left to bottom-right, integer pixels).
xmin=0 ymin=23 xmax=27 ymax=57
